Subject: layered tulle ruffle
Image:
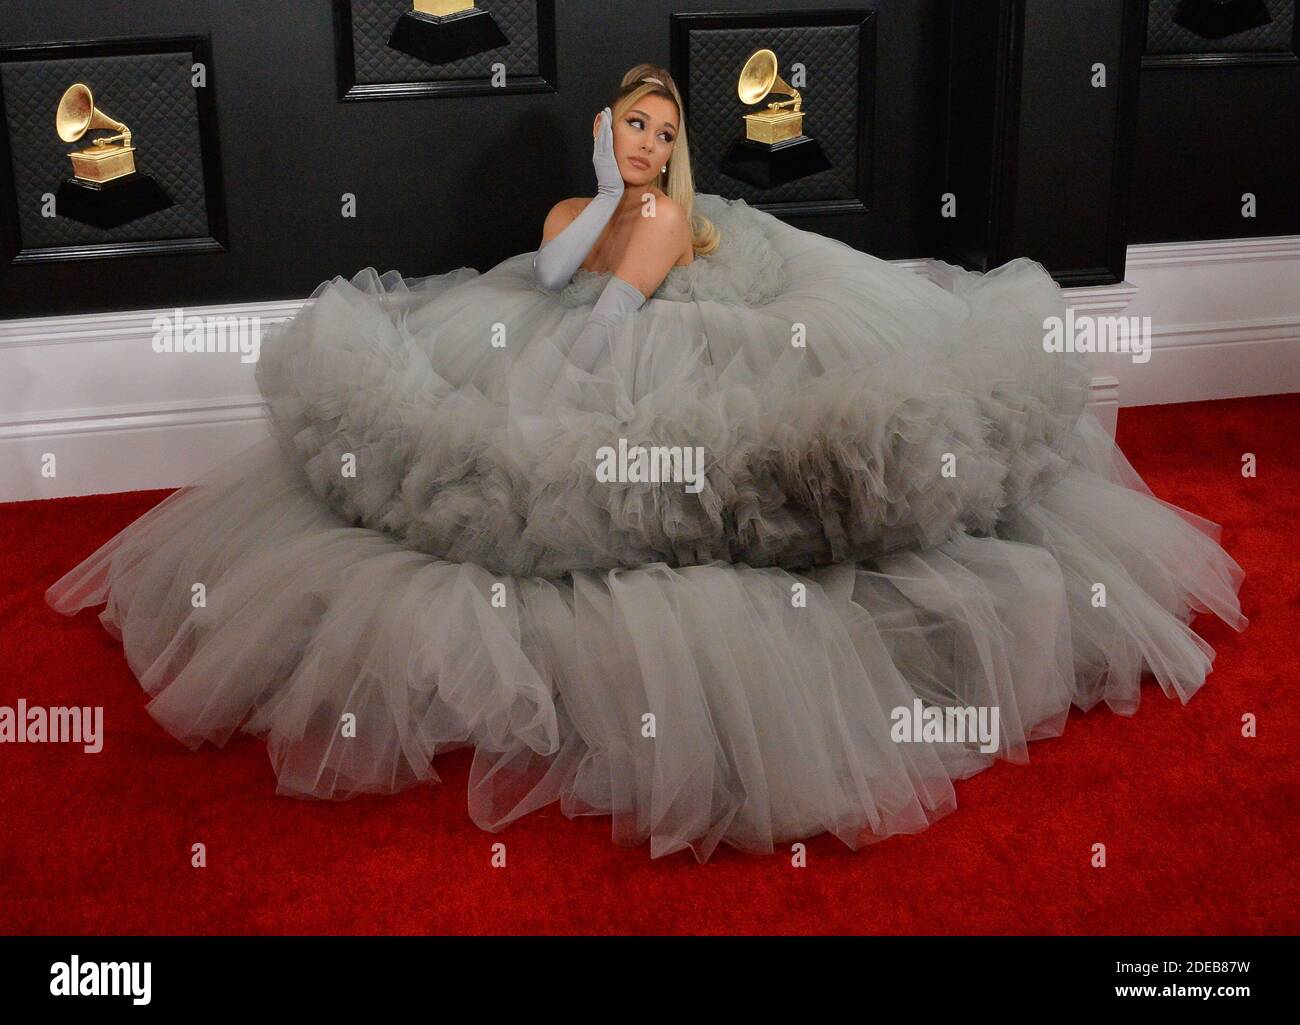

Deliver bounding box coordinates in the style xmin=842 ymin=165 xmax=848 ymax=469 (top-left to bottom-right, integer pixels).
xmin=46 ymin=419 xmax=1243 ymax=861
xmin=46 ymin=192 xmax=1247 ymax=861
xmin=254 ymin=196 xmax=1092 ymax=578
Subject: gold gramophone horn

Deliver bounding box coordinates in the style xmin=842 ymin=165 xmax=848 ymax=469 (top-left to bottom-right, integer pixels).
xmin=56 ymin=83 xmax=137 ymax=183
xmin=737 ymin=48 xmax=801 ymax=113
xmin=57 ymin=83 xmax=132 ymax=146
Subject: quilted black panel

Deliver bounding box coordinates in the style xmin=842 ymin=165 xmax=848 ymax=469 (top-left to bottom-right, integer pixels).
xmin=1 ymin=50 xmax=210 ymax=249
xmin=681 ymin=24 xmax=864 ymax=205
xmin=1147 ymin=0 xmax=1296 ymax=53
xmin=348 ymin=0 xmax=537 ymax=83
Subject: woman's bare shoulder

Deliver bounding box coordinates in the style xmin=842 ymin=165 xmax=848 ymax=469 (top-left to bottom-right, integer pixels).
xmin=650 ymin=195 xmax=693 ymax=265
xmin=655 ymin=192 xmax=686 ymax=219
xmin=540 ymin=198 xmax=586 ymax=243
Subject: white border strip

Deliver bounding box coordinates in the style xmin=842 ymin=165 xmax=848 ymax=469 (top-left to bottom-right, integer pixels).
xmin=0 ymin=298 xmax=305 ymax=352
xmin=1127 ymin=234 xmax=1300 ymax=268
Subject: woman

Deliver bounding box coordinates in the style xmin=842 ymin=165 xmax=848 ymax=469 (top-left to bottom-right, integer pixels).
xmin=47 ymin=64 xmax=1246 ymax=862
xmin=534 ymin=70 xmax=718 ymax=372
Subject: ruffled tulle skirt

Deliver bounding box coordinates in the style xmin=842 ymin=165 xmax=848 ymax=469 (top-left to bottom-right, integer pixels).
xmin=46 ymin=195 xmax=1247 ymax=861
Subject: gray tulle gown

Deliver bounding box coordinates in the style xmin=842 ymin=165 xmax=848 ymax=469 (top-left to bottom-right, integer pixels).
xmin=46 ymin=193 xmax=1247 ymax=861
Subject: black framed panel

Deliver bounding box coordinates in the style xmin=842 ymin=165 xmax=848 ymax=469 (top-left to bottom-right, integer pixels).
xmin=1144 ymin=0 xmax=1299 ymax=67
xmin=333 ymin=0 xmax=557 ymax=101
xmin=1039 ymin=0 xmax=1147 ymax=287
xmin=942 ymin=0 xmax=1144 ymax=287
xmin=0 ymin=35 xmax=226 ymax=265
xmin=670 ymin=9 xmax=876 ymax=217
xmin=941 ymin=0 xmax=1026 ymax=276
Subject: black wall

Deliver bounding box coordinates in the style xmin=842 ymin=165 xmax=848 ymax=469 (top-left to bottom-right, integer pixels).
xmin=1131 ymin=61 xmax=1300 ymax=242
xmin=941 ymin=0 xmax=1144 ymax=286
xmin=2 ymin=2 xmax=1294 ymax=321
xmin=0 ymin=0 xmax=952 ymax=319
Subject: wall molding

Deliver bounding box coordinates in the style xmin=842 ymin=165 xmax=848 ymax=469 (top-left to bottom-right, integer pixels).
xmin=1148 ymin=314 xmax=1300 ymax=351
xmin=0 ymin=394 xmax=268 ymax=442
xmin=1125 ymin=234 xmax=1300 ymax=268
xmin=1062 ymin=280 xmax=1140 ymax=314
xmin=1 ymin=238 xmax=1294 ymax=503
xmin=0 ymin=297 xmax=304 ymax=352
xmin=1109 ymin=234 xmax=1300 ymax=408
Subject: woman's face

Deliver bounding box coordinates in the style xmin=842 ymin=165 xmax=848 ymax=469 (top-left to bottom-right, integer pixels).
xmin=597 ymin=93 xmax=679 ymax=188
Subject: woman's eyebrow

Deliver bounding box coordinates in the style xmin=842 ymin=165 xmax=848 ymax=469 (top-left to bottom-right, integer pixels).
xmin=628 ymin=108 xmax=676 ymax=131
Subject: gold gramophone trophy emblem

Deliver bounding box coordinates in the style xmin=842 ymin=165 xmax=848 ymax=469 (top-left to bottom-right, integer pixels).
xmin=388 ymin=0 xmax=508 ymax=65
xmin=740 ymin=48 xmax=804 ymax=145
xmin=721 ymin=48 xmax=832 ymax=189
xmin=54 ymin=83 xmax=172 ymax=228
xmin=57 ymin=82 xmax=136 ymax=182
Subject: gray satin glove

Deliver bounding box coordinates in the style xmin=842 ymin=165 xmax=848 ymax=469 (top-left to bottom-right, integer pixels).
xmin=533 ymin=107 xmax=625 ymax=290
xmin=566 ymin=273 xmax=647 ymax=372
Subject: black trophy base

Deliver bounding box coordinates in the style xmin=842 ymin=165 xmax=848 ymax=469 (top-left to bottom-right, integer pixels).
xmin=56 ymin=173 xmax=174 ymax=229
xmin=1174 ymin=0 xmax=1273 ymax=41
xmin=387 ymin=8 xmax=509 ymax=65
xmin=720 ymin=136 xmax=833 ymax=189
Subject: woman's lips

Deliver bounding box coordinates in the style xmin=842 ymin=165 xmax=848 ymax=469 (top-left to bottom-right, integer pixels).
xmin=628 ymin=156 xmax=650 ymax=169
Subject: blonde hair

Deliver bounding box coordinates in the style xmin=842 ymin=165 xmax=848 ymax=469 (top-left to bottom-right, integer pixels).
xmin=611 ymin=64 xmax=720 ymax=257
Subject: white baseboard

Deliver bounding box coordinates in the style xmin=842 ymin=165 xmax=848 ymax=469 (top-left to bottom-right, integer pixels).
xmin=0 ymin=301 xmax=296 ymax=502
xmin=0 ymin=396 xmax=271 ymax=501
xmin=2 ymin=239 xmax=1295 ymax=503
xmin=1112 ymin=235 xmax=1300 ymax=407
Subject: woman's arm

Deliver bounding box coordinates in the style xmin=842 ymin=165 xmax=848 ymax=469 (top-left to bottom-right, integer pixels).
xmin=533 ymin=107 xmax=624 ymax=290
xmin=565 ymin=274 xmax=647 ymax=373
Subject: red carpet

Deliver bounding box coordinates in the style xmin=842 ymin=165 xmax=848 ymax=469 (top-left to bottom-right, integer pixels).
xmin=2 ymin=395 xmax=1296 ymax=935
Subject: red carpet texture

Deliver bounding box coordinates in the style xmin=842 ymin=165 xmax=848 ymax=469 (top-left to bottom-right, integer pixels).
xmin=1 ymin=395 xmax=1296 ymax=935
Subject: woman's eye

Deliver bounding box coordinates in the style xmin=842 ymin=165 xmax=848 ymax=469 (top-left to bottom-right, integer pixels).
xmin=627 ymin=117 xmax=673 ymax=143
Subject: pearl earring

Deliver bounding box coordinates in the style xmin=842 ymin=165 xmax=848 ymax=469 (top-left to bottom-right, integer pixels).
xmin=662 ymin=165 xmax=668 ymax=173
